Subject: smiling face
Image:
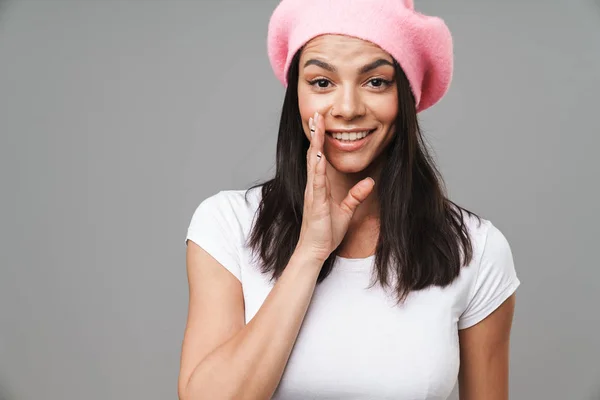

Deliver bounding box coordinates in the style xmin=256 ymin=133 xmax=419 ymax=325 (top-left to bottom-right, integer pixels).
xmin=298 ymin=34 xmax=399 ymax=174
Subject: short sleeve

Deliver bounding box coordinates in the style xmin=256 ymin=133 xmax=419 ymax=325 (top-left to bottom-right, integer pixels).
xmin=458 ymin=222 xmax=521 ymax=330
xmin=185 ymin=191 xmax=242 ymax=282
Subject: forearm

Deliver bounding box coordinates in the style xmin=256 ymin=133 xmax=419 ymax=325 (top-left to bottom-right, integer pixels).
xmin=182 ymin=250 xmax=323 ymax=400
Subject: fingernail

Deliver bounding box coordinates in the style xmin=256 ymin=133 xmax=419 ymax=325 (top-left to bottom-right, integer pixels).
xmin=314 ymin=111 xmax=319 ymax=124
xmin=309 ymin=117 xmax=314 ymax=137
xmin=316 ymin=151 xmax=322 ymax=161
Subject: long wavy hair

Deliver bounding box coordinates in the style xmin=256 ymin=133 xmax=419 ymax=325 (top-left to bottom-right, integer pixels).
xmin=244 ymin=46 xmax=481 ymax=304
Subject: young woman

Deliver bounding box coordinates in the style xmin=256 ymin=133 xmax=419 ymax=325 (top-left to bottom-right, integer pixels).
xmin=179 ymin=1 xmax=521 ymax=399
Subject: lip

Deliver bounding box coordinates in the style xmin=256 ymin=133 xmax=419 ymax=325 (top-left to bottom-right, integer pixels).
xmin=326 ymin=128 xmax=375 ymax=133
xmin=325 ymin=129 xmax=376 ymax=152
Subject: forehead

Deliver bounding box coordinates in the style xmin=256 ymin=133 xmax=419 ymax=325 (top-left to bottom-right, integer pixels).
xmin=300 ymin=34 xmax=393 ymax=64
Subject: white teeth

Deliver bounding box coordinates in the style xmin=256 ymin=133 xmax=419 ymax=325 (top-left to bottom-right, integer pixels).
xmin=330 ymin=130 xmax=371 ymax=141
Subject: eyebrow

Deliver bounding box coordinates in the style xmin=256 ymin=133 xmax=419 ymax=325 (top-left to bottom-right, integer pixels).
xmin=303 ymin=58 xmax=394 ymax=74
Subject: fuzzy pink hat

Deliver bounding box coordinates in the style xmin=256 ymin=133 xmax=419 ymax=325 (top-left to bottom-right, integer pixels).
xmin=267 ymin=0 xmax=453 ymax=113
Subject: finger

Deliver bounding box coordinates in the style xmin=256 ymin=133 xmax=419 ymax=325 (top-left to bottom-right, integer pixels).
xmin=339 ymin=178 xmax=375 ymax=217
xmin=306 ymin=112 xmax=321 ymax=201
xmin=325 ymin=167 xmax=331 ymax=199
xmin=319 ymin=114 xmax=331 ymax=201
xmin=313 ymin=149 xmax=327 ymax=206
xmin=306 ymin=116 xmax=315 ymax=169
xmin=305 ymin=115 xmax=316 ymax=200
xmin=313 ymin=111 xmax=324 ymax=155
xmin=309 ymin=111 xmax=324 ymax=178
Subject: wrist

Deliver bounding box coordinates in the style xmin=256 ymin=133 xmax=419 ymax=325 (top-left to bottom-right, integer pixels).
xmin=291 ymin=246 xmax=325 ymax=271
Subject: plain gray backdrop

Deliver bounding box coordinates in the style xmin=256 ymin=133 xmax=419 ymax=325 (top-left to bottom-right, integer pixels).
xmin=1 ymin=0 xmax=599 ymax=399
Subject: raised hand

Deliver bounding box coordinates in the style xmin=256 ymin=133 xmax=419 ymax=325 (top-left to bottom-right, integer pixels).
xmin=295 ymin=112 xmax=376 ymax=264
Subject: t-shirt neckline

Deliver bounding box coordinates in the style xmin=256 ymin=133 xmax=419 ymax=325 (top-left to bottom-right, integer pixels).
xmin=334 ymin=254 xmax=376 ymax=271
xmin=335 ymin=254 xmax=375 ymax=262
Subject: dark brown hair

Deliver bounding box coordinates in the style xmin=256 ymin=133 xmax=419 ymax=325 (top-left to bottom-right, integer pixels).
xmin=244 ymin=47 xmax=481 ymax=304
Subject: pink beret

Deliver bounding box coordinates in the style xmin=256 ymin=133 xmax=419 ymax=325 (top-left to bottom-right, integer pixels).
xmin=267 ymin=0 xmax=454 ymax=113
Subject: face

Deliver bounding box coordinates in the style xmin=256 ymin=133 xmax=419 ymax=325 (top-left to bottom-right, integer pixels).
xmin=298 ymin=34 xmax=398 ymax=174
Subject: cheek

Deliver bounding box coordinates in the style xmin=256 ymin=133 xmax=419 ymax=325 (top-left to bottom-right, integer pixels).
xmin=297 ymin=83 xmax=333 ymax=120
xmin=297 ymin=84 xmax=318 ymax=124
xmin=371 ymin=95 xmax=398 ymax=125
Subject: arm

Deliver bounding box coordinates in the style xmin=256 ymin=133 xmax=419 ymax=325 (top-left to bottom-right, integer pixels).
xmin=458 ymin=293 xmax=517 ymax=400
xmin=178 ymin=241 xmax=323 ymax=400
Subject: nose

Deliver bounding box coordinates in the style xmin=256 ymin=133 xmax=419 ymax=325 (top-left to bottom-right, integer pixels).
xmin=330 ymin=85 xmax=366 ymax=120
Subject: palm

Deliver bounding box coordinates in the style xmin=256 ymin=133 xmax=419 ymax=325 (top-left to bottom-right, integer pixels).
xmin=329 ymin=198 xmax=352 ymax=249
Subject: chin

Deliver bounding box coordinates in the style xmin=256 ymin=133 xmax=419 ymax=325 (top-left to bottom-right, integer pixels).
xmin=327 ymin=157 xmax=372 ymax=174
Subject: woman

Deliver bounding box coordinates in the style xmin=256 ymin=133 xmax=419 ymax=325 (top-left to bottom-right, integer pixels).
xmin=179 ymin=0 xmax=521 ymax=399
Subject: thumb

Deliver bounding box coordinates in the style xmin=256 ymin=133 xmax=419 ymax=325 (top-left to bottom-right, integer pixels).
xmin=339 ymin=177 xmax=375 ymax=217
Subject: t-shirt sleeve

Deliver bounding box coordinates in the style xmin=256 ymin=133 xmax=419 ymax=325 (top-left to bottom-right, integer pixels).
xmin=185 ymin=191 xmax=242 ymax=282
xmin=458 ymin=222 xmax=521 ymax=330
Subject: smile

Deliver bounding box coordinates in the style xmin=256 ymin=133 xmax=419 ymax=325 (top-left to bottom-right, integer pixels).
xmin=325 ymin=129 xmax=376 ymax=151
xmin=326 ymin=129 xmax=376 ymax=142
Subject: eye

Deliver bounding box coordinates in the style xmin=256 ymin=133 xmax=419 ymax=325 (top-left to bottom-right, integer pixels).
xmin=308 ymin=78 xmax=332 ymax=89
xmin=367 ymin=78 xmax=393 ymax=89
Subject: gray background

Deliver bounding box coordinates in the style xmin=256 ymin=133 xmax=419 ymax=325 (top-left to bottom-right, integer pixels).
xmin=1 ymin=0 xmax=599 ymax=399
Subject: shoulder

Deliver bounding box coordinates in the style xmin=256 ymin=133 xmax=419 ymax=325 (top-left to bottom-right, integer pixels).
xmin=186 ymin=186 xmax=263 ymax=248
xmin=185 ymin=186 xmax=264 ymax=281
xmin=458 ymin=211 xmax=511 ymax=261
xmin=463 ymin=213 xmax=513 ymax=264
xmin=457 ymin=213 xmax=521 ymax=330
xmin=194 ymin=186 xmax=262 ymax=225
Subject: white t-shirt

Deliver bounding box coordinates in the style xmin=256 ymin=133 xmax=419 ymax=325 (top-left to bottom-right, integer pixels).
xmin=185 ymin=187 xmax=521 ymax=400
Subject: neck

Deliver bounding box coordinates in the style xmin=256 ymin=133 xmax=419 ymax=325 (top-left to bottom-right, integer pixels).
xmin=325 ymin=157 xmax=383 ymax=225
xmin=327 ymin=158 xmax=382 ymax=258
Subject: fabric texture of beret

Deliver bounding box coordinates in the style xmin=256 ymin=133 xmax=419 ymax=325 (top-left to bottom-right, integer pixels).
xmin=267 ymin=0 xmax=454 ymax=113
